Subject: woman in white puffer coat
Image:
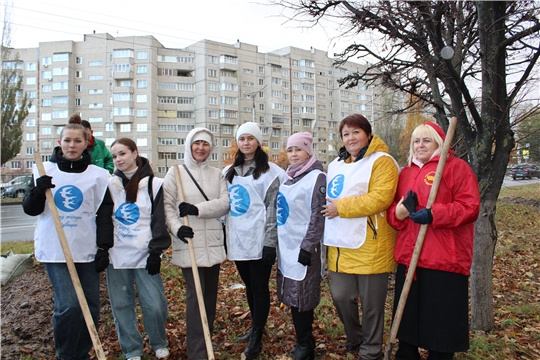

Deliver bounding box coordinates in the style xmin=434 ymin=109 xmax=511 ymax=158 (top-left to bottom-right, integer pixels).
xmin=162 ymin=127 xmax=230 ymax=360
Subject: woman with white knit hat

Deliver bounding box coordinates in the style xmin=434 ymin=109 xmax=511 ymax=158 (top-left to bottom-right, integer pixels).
xmin=223 ymin=122 xmax=286 ymax=359
xmin=276 ymin=132 xmax=326 ymax=360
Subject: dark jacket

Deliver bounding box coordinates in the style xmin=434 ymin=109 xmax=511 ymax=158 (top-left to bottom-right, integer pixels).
xmin=277 ymin=160 xmax=326 ymax=312
xmin=22 ymin=147 xmax=114 ymax=251
xmin=112 ymin=157 xmax=170 ymax=255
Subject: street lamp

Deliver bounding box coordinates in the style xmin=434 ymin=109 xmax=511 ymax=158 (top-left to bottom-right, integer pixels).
xmin=244 ymin=85 xmax=267 ymax=123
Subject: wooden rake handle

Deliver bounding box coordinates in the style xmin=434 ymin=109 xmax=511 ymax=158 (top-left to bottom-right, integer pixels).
xmin=384 ymin=117 xmax=458 ymax=359
xmin=33 ymin=152 xmax=105 ymax=360
xmin=174 ymin=165 xmax=215 ymax=360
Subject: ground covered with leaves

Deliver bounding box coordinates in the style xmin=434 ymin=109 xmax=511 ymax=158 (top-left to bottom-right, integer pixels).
xmin=1 ymin=185 xmax=539 ymax=359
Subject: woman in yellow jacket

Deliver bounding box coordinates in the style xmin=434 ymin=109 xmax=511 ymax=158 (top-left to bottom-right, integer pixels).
xmin=322 ymin=114 xmax=398 ymax=360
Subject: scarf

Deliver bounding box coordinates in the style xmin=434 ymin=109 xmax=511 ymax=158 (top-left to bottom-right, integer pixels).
xmin=286 ymin=155 xmax=318 ymax=179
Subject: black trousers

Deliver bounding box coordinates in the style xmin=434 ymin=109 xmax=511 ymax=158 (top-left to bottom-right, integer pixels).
xmin=291 ymin=307 xmax=314 ymax=347
xmin=235 ymin=259 xmax=273 ymax=329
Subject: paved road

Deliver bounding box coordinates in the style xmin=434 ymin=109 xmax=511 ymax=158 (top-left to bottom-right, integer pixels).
xmin=1 ymin=175 xmax=537 ymax=243
xmin=1 ymin=203 xmax=36 ymax=243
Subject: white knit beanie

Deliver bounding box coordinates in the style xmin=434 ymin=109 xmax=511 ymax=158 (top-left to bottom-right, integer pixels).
xmin=236 ymin=122 xmax=263 ymax=145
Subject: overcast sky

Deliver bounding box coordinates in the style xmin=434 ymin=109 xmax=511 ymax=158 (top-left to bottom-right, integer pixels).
xmin=5 ymin=0 xmax=355 ymax=55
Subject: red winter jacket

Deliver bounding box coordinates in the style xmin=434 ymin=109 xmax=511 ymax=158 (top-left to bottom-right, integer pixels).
xmin=387 ymin=155 xmax=480 ymax=276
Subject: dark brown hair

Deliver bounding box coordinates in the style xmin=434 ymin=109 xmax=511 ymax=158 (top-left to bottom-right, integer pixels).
xmin=111 ymin=138 xmax=142 ymax=203
xmin=339 ymin=114 xmax=372 ymax=139
xmin=68 ymin=113 xmax=82 ymax=124
xmin=225 ymin=146 xmax=270 ymax=183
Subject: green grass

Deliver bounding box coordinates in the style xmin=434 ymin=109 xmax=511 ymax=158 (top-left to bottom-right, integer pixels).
xmin=1 ymin=240 xmax=34 ymax=255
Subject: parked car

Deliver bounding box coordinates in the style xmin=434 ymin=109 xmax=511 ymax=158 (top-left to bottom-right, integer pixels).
xmin=1 ymin=175 xmax=32 ymax=198
xmin=511 ymin=164 xmax=540 ymax=180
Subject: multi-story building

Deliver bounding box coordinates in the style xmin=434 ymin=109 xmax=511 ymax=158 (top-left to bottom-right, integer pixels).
xmin=2 ymin=33 xmax=383 ymax=177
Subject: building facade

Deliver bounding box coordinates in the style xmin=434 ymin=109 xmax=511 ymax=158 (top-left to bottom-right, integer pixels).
xmin=2 ymin=33 xmax=383 ymax=177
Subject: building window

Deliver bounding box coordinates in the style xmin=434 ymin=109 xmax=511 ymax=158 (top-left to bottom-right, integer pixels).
xmin=208 ymin=69 xmax=217 ymax=77
xmin=272 ymin=142 xmax=280 ymax=149
xmin=137 ymin=80 xmax=147 ymax=88
xmin=137 ymin=65 xmax=148 ymax=74
xmin=88 ymin=75 xmax=103 ymax=80
xmin=136 ymin=95 xmax=147 ymax=103
xmin=208 ymin=110 xmax=218 ymax=119
xmin=105 ymin=123 xmax=114 ymax=131
xmin=259 ymin=66 xmax=264 ymax=73
xmin=75 ymin=99 xmax=82 ymax=106
xmin=89 ymin=61 xmax=103 ymax=66
xmin=53 ymin=110 xmax=68 ymax=118
xmin=137 ymin=109 xmax=147 ymax=117
xmin=42 ymin=99 xmax=51 ymax=107
xmin=222 ymin=139 xmax=231 ymax=147
xmin=53 ymin=96 xmax=68 ymax=104
xmin=136 ymin=123 xmax=148 ymax=132
xmin=75 ymin=84 xmax=82 ymax=92
xmin=209 ymin=125 xmax=218 ymax=132
xmin=26 ymin=77 xmax=36 ymax=85
xmin=41 ymin=85 xmax=51 ymax=92
xmin=209 ymin=82 xmax=218 ymax=91
xmin=42 ymin=57 xmax=52 ymax=66
xmin=89 ymin=117 xmax=103 ymax=123
xmin=136 ymin=138 xmax=148 ymax=147
xmin=113 ymin=49 xmax=134 ymax=58
xmin=26 ymin=147 xmax=35 ymax=155
xmin=209 ymin=97 xmax=218 ymax=105
xmin=53 ymin=53 xmax=69 ymax=62
xmin=11 ymin=161 xmax=21 ymax=169
xmin=120 ymin=124 xmax=131 ymax=132
xmin=26 ymin=133 xmax=36 ymax=141
xmin=136 ymin=51 xmax=148 ymax=60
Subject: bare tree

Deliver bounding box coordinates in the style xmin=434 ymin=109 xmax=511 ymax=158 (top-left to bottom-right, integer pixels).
xmin=1 ymin=1 xmax=30 ymax=167
xmin=273 ymin=0 xmax=540 ymax=331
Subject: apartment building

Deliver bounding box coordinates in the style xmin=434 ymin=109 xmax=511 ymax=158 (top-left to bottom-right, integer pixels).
xmin=2 ymin=33 xmax=383 ymax=176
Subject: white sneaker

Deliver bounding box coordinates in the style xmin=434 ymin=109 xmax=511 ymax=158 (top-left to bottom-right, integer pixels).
xmin=127 ymin=357 xmax=141 ymax=360
xmin=155 ymin=348 xmax=170 ymax=359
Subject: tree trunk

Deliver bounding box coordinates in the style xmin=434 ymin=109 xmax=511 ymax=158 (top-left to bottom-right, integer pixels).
xmin=470 ymin=198 xmax=497 ymax=331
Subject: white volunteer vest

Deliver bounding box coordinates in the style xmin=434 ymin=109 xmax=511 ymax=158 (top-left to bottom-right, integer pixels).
xmin=323 ymin=152 xmax=389 ymax=249
xmin=225 ymin=163 xmax=285 ymax=261
xmin=108 ymin=176 xmax=162 ymax=269
xmin=33 ymin=163 xmax=109 ymax=263
xmin=277 ymin=170 xmax=322 ymax=281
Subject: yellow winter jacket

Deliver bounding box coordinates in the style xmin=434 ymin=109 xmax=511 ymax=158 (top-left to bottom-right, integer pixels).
xmin=327 ymin=135 xmax=399 ymax=274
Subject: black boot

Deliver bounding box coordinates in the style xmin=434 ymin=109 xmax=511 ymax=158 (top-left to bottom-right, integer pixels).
xmin=238 ymin=327 xmax=267 ymax=342
xmin=243 ymin=327 xmax=264 ymax=359
xmin=292 ymin=334 xmax=315 ymax=360
xmin=293 ymin=345 xmax=315 ymax=360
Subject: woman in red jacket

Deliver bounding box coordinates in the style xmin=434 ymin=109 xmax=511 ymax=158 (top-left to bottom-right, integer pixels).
xmin=388 ymin=122 xmax=480 ymax=360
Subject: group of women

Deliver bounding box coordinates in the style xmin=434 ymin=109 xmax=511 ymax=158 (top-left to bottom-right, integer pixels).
xmin=23 ymin=113 xmax=480 ymax=360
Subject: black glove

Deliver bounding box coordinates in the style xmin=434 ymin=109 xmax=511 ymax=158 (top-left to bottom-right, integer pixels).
xmin=94 ymin=248 xmax=109 ymax=273
xmin=146 ymin=253 xmax=161 ymax=275
xmin=402 ymin=190 xmax=418 ymax=214
xmin=298 ymin=249 xmax=312 ymax=266
xmin=35 ymin=175 xmax=55 ymax=197
xmin=262 ymin=246 xmax=276 ymax=266
xmin=177 ymin=225 xmax=194 ymax=244
xmin=179 ymin=202 xmax=199 ymax=217
xmin=409 ymin=208 xmax=433 ymax=224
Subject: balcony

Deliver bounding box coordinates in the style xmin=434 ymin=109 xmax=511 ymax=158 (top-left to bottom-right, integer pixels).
xmin=113 ymin=115 xmax=134 ymax=123
xmin=113 ymin=70 xmax=134 ymax=80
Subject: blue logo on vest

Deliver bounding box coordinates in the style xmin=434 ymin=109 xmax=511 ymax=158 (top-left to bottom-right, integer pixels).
xmin=54 ymin=185 xmax=83 ymax=212
xmin=276 ymin=192 xmax=289 ymax=226
xmin=229 ymin=184 xmax=250 ymax=217
xmin=115 ymin=202 xmax=140 ymax=225
xmin=328 ymin=174 xmax=345 ymax=199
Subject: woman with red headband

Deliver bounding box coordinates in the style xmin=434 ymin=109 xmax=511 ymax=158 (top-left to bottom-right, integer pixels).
xmin=388 ymin=122 xmax=480 ymax=359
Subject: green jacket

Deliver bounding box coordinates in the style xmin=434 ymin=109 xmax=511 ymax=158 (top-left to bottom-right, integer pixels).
xmin=90 ymin=137 xmax=114 ymax=174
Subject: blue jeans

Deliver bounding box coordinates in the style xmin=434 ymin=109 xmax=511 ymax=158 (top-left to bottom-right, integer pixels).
xmin=106 ymin=266 xmax=168 ymax=358
xmin=45 ymin=262 xmax=100 ymax=360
